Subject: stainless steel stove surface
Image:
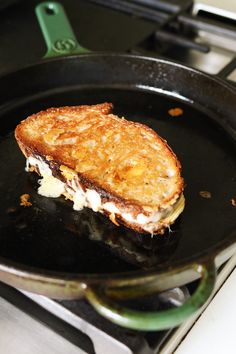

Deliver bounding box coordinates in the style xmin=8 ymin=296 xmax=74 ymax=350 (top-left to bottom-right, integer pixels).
xmin=0 ymin=1 xmax=235 ymax=353
xmin=0 ymin=281 xmax=189 ymax=354
xmin=1 ymin=256 xmax=236 ymax=354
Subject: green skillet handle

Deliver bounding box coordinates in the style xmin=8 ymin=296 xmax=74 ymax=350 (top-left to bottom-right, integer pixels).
xmin=35 ymin=2 xmax=89 ymax=58
xmin=85 ymin=261 xmax=216 ymax=331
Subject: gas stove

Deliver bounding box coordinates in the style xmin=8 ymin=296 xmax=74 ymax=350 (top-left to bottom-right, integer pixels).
xmin=0 ymin=0 xmax=235 ymax=80
xmin=0 ymin=1 xmax=235 ymax=353
xmin=89 ymin=0 xmax=236 ymax=78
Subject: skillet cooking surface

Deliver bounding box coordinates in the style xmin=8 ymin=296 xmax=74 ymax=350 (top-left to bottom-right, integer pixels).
xmin=0 ymin=83 xmax=236 ymax=276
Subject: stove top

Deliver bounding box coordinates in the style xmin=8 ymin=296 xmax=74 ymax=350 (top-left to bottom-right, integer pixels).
xmin=0 ymin=255 xmax=235 ymax=354
xmin=0 ymin=0 xmax=235 ymax=78
xmin=0 ymin=1 xmax=235 ymax=353
xmin=0 ymin=281 xmax=186 ymax=354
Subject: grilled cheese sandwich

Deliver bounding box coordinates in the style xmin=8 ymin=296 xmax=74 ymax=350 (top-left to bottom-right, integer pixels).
xmin=15 ymin=103 xmax=185 ymax=235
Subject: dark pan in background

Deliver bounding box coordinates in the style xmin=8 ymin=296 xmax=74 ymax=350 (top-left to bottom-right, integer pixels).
xmin=0 ymin=1 xmax=235 ymax=330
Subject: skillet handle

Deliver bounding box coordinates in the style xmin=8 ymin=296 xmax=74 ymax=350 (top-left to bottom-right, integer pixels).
xmin=85 ymin=261 xmax=216 ymax=331
xmin=35 ymin=2 xmax=89 ymax=58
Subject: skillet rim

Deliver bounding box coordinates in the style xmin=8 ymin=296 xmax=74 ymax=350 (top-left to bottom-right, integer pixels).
xmin=0 ymin=52 xmax=235 ymax=94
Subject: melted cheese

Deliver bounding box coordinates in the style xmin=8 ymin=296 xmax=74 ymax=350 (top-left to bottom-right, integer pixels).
xmin=38 ymin=175 xmax=65 ymax=198
xmin=26 ymin=156 xmax=184 ymax=233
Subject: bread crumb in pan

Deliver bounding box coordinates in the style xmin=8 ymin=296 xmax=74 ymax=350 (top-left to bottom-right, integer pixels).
xmin=199 ymin=191 xmax=212 ymax=199
xmin=168 ymin=107 xmax=183 ymax=117
xmin=20 ymin=194 xmax=32 ymax=207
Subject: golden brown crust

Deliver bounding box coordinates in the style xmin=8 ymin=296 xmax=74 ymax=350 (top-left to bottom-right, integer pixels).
xmin=15 ymin=103 xmax=184 ymax=233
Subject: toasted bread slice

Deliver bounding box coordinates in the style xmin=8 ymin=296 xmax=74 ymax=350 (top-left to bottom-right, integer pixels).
xmin=15 ymin=103 xmax=184 ymax=234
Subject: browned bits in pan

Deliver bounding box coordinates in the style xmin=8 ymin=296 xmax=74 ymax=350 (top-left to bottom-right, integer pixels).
xmin=20 ymin=194 xmax=32 ymax=207
xmin=168 ymin=107 xmax=183 ymax=117
xmin=199 ymin=191 xmax=212 ymax=199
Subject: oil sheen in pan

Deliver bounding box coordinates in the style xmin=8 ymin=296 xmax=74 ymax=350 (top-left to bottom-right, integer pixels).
xmin=0 ymin=133 xmax=180 ymax=274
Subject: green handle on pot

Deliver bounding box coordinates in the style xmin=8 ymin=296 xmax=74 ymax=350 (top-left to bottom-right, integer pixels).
xmin=35 ymin=2 xmax=89 ymax=58
xmin=85 ymin=261 xmax=216 ymax=331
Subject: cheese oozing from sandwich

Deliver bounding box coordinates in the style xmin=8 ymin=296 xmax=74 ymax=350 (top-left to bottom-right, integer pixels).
xmin=26 ymin=155 xmax=184 ymax=234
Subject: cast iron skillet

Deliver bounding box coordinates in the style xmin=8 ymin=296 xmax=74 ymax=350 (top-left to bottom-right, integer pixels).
xmin=0 ymin=2 xmax=235 ymax=331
